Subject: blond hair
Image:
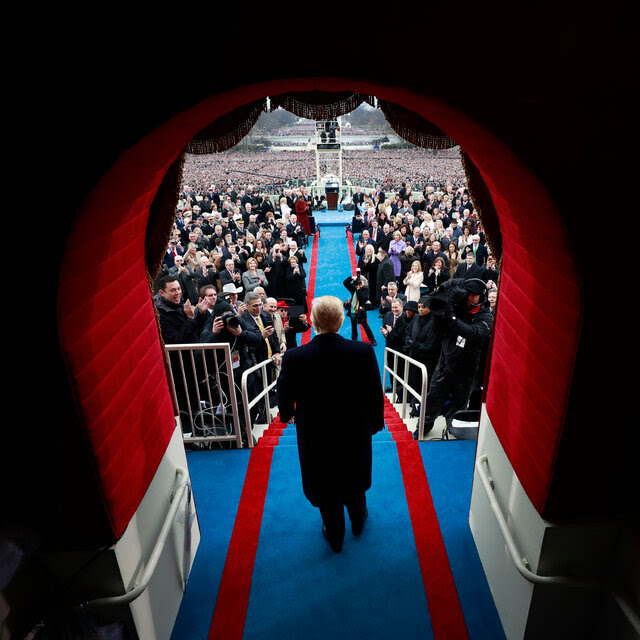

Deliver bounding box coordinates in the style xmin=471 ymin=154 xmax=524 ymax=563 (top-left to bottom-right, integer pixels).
xmin=310 ymin=295 xmax=344 ymax=334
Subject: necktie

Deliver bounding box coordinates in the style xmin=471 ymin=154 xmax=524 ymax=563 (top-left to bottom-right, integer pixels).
xmin=255 ymin=316 xmax=272 ymax=357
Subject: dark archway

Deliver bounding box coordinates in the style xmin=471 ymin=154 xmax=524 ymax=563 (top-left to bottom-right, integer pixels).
xmin=57 ymin=78 xmax=582 ymax=539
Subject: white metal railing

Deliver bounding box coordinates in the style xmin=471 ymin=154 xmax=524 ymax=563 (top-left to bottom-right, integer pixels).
xmin=164 ymin=343 xmax=243 ymax=447
xmin=382 ymin=347 xmax=429 ymax=439
xmin=240 ymin=357 xmax=280 ymax=447
xmin=87 ymin=466 xmax=192 ymax=607
xmin=476 ymin=454 xmax=640 ymax=634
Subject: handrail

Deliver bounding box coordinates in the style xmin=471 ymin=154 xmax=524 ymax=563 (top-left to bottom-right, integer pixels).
xmin=87 ymin=466 xmax=192 ymax=607
xmin=240 ymin=356 xmax=280 ymax=447
xmin=164 ymin=342 xmax=243 ymax=447
xmin=382 ymin=347 xmax=429 ymax=439
xmin=475 ymin=454 xmax=640 ymax=633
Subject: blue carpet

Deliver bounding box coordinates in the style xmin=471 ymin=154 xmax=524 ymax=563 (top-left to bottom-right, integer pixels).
xmin=170 ymin=449 xmax=251 ymax=640
xmin=243 ymin=441 xmax=433 ymax=639
xmin=171 ymin=226 xmax=504 ymax=639
xmin=311 ymin=226 xmax=386 ymax=378
xmin=420 ymin=441 xmax=505 ymax=640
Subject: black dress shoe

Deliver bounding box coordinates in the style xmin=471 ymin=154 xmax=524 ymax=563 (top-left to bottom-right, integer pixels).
xmin=322 ymin=525 xmax=343 ymax=553
xmin=352 ymin=508 xmax=368 ymax=536
xmin=371 ymin=340 xmax=377 ymax=347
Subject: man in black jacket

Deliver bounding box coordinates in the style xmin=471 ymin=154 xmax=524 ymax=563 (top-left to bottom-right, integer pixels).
xmin=276 ymin=295 xmax=384 ymax=553
xmin=381 ymin=299 xmax=410 ymax=395
xmin=375 ymin=247 xmax=396 ymax=310
xmin=343 ymin=275 xmax=376 ymax=345
xmin=414 ymin=279 xmax=493 ymax=440
xmin=454 ymin=252 xmax=486 ymax=280
xmin=155 ymin=275 xmax=210 ymax=423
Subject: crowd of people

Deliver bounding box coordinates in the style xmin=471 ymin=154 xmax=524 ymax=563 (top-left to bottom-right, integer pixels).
xmin=154 ymin=149 xmax=499 ymax=442
xmin=153 ymin=184 xmax=316 ymax=440
xmin=182 ymin=148 xmax=466 ymax=195
xmin=343 ymin=181 xmax=498 ymax=437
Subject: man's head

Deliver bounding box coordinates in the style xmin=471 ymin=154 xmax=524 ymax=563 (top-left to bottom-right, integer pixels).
xmin=173 ymin=255 xmax=185 ymax=268
xmin=310 ymin=296 xmax=344 ymax=335
xmin=200 ymin=285 xmax=217 ymax=308
xmin=391 ymin=299 xmax=403 ymax=316
xmin=225 ymin=259 xmax=235 ymax=272
xmin=431 ymin=240 xmax=441 ymax=253
xmin=245 ymin=291 xmax=263 ymax=317
xmin=387 ymin=282 xmax=398 ymax=297
xmin=361 ymin=229 xmax=370 ymax=241
xmin=158 ymin=276 xmax=182 ymax=305
xmin=254 ymin=286 xmax=266 ymax=301
xmin=264 ymin=297 xmax=278 ymax=315
xmin=465 ymin=252 xmax=476 ymax=265
xmin=462 ymin=279 xmax=486 ymax=310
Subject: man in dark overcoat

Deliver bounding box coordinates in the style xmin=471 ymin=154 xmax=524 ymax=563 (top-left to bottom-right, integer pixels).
xmin=276 ymin=295 xmax=384 ymax=552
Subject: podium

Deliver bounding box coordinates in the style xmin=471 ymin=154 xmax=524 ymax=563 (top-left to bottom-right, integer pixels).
xmin=325 ymin=181 xmax=339 ymax=210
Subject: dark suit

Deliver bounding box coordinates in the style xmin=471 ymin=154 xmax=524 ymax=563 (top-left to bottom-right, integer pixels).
xmin=276 ymin=333 xmax=384 ymax=550
xmin=462 ymin=243 xmax=489 ymax=266
xmin=375 ymin=256 xmax=396 ymax=305
xmin=239 ymin=310 xmax=280 ymax=364
xmin=454 ymin=262 xmax=486 ymax=281
xmin=194 ymin=267 xmax=219 ymax=291
xmin=369 ymin=226 xmax=383 ymax=247
xmin=379 ymin=292 xmax=407 ymax=317
xmin=219 ymin=268 xmax=241 ymax=290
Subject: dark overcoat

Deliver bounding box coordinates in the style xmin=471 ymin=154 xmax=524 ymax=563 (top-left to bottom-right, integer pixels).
xmin=276 ymin=333 xmax=384 ymax=506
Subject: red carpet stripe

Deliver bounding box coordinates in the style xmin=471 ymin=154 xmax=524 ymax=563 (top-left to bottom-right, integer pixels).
xmin=345 ymin=231 xmax=372 ymax=343
xmin=384 ymin=398 xmax=469 ymax=638
xmin=300 ymin=231 xmax=319 ymax=346
xmin=208 ymin=445 xmax=275 ymax=639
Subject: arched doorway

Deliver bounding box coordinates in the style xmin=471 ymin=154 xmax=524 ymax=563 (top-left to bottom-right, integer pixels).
xmin=57 ymin=77 xmax=582 ymax=540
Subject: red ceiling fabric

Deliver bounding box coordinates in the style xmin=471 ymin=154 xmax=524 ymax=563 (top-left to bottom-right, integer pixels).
xmin=57 ymin=78 xmax=582 ymax=539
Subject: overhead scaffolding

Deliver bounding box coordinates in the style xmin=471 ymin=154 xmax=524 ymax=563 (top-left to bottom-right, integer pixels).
xmin=315 ymin=119 xmax=343 ymax=208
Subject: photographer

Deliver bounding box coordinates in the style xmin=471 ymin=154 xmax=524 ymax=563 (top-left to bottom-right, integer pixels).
xmin=413 ymin=278 xmax=493 ymax=439
xmin=200 ymin=301 xmax=254 ymax=445
xmin=343 ymin=274 xmax=376 ymax=345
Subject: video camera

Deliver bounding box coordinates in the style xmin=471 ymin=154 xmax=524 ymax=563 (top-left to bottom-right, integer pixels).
xmin=429 ymin=278 xmax=486 ymax=317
